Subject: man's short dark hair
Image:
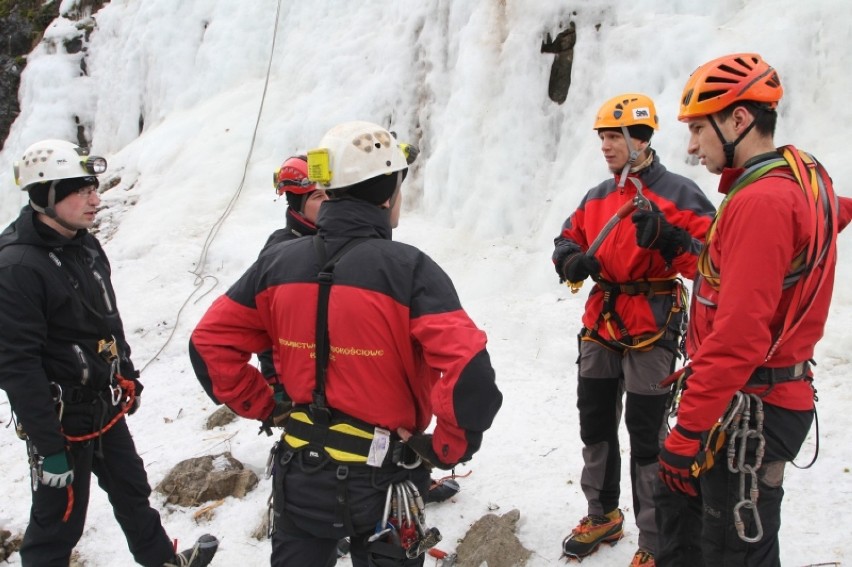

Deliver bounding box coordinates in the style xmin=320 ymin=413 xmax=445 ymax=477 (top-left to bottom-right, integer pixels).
xmin=716 ymin=101 xmax=777 ymax=137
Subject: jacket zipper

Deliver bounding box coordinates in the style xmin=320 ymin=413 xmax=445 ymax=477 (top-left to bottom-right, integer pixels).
xmin=71 ymin=344 xmax=90 ymax=385
xmin=91 ymin=270 xmax=114 ymax=313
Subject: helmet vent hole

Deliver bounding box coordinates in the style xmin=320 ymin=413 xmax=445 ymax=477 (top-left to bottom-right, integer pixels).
xmin=718 ymin=64 xmax=748 ymax=77
xmin=697 ymin=89 xmax=728 ymax=102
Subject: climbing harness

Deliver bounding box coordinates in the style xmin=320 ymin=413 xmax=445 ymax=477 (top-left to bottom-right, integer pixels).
xmin=580 ymin=277 xmax=687 ymax=353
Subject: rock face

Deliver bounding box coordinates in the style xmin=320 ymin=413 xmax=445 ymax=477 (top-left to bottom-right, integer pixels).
xmin=155 ymin=452 xmax=259 ymax=507
xmin=541 ymin=21 xmax=577 ymax=105
xmin=0 ymin=0 xmax=109 ymax=150
xmin=454 ymin=508 xmax=532 ymax=567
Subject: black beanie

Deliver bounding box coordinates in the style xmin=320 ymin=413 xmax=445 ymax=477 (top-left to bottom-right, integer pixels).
xmin=28 ymin=176 xmax=99 ymax=208
xmin=285 ymin=191 xmax=308 ymax=214
xmin=346 ymin=172 xmax=401 ymax=205
xmin=626 ymin=125 xmax=654 ymax=142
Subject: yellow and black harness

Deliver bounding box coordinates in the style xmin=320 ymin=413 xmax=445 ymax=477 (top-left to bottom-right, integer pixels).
xmin=274 ymin=236 xmax=420 ymax=534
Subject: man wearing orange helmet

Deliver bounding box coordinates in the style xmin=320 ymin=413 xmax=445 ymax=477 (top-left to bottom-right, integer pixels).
xmin=553 ymin=94 xmax=715 ymax=566
xmin=662 ymin=53 xmax=852 ymax=565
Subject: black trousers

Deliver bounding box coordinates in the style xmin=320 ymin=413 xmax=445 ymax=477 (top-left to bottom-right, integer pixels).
xmin=270 ymin=449 xmax=430 ymax=567
xmin=699 ymin=403 xmax=813 ymax=567
xmin=654 ymin=477 xmax=704 ymax=567
xmin=656 ymin=401 xmax=813 ymax=566
xmin=20 ymin=417 xmax=174 ymax=567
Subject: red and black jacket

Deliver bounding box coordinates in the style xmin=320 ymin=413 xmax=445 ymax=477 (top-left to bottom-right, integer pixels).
xmin=190 ymin=197 xmax=502 ymax=466
xmin=553 ymin=154 xmax=716 ymax=342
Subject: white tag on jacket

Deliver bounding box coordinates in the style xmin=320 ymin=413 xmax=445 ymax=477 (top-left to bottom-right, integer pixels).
xmin=367 ymin=427 xmax=391 ymax=467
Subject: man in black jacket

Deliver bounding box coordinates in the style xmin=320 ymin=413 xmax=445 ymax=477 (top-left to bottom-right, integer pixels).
xmin=0 ymin=139 xmax=218 ymax=567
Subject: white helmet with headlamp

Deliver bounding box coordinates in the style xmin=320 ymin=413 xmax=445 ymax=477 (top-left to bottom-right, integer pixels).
xmin=306 ymin=121 xmax=408 ymax=191
xmin=14 ymin=139 xmax=107 ymax=192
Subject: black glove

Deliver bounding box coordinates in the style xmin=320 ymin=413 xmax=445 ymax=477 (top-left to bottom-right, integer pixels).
xmin=128 ymin=395 xmax=141 ymax=416
xmin=404 ymin=434 xmax=456 ymax=470
xmin=560 ymin=253 xmax=601 ymax=283
xmin=258 ymin=400 xmax=293 ymax=436
xmin=632 ymin=209 xmax=692 ymax=263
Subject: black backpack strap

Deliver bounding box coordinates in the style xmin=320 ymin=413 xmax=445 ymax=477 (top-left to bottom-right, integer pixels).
xmin=312 ymin=236 xmax=368 ymax=422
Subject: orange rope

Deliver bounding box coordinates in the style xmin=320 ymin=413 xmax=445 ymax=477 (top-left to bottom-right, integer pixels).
xmin=63 ymin=485 xmax=74 ymax=522
xmin=63 ymin=374 xmax=136 ymax=443
xmin=433 ymin=469 xmax=472 ymax=483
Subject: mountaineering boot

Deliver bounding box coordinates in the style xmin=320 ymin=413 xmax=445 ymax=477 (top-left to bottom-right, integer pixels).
xmin=164 ymin=534 xmax=219 ymax=567
xmin=561 ymin=508 xmax=624 ymax=561
xmin=629 ymin=548 xmax=655 ymax=566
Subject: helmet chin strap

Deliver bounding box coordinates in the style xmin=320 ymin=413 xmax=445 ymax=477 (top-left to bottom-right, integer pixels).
xmin=385 ymin=170 xmax=404 ymax=210
xmin=708 ymin=109 xmax=761 ymax=169
xmin=617 ymin=126 xmax=642 ymax=188
xmin=30 ymin=181 xmax=79 ymax=233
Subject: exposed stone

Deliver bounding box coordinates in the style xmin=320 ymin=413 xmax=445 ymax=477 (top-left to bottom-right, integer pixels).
xmin=206 ymin=405 xmax=238 ymax=429
xmin=541 ymin=21 xmax=577 ymax=105
xmin=155 ymin=452 xmax=259 ymax=507
xmin=454 ymin=508 xmax=531 ymax=567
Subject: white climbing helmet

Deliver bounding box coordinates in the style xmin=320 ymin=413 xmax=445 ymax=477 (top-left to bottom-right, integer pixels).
xmin=13 ymin=139 xmax=106 ymax=192
xmin=306 ymin=121 xmax=408 ymax=190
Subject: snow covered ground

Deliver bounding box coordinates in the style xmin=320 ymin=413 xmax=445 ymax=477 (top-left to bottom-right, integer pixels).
xmin=0 ymin=1 xmax=850 ymax=565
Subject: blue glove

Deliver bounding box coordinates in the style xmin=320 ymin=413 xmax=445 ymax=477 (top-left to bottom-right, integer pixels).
xmin=41 ymin=450 xmax=74 ymax=488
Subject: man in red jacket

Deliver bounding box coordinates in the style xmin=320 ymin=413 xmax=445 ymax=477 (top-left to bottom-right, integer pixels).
xmin=660 ymin=53 xmax=852 ymax=565
xmin=553 ymin=94 xmax=715 ymax=566
xmin=190 ymin=121 xmax=502 ymax=567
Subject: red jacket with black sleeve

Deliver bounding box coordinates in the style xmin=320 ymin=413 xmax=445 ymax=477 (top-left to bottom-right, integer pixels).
xmin=553 ymin=153 xmax=715 ymax=342
xmin=190 ymin=197 xmax=502 ymax=467
xmin=678 ymin=153 xmax=852 ymax=433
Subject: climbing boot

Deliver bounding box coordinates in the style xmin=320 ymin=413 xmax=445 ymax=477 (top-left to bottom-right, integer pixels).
xmin=164 ymin=534 xmax=219 ymax=567
xmin=426 ymin=478 xmax=461 ymax=504
xmin=629 ymin=548 xmax=655 ymax=566
xmin=561 ymin=509 xmax=624 ymax=560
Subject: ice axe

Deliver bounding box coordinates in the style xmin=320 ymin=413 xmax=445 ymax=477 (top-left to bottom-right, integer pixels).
xmin=567 ymin=177 xmax=652 ymax=293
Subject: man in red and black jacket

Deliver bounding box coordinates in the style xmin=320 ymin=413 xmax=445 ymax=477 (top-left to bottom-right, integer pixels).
xmin=190 ymin=121 xmax=502 ymax=567
xmin=664 ymin=53 xmax=852 ymax=565
xmin=256 ymin=154 xmax=327 ymax=389
xmin=553 ymin=94 xmax=715 ymax=566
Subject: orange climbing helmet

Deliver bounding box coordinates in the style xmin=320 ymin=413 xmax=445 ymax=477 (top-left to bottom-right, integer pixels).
xmin=594 ymin=93 xmax=659 ymax=131
xmin=678 ymin=53 xmax=783 ymax=121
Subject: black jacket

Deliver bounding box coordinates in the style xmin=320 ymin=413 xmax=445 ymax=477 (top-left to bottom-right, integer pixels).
xmin=0 ymin=206 xmax=139 ymax=456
